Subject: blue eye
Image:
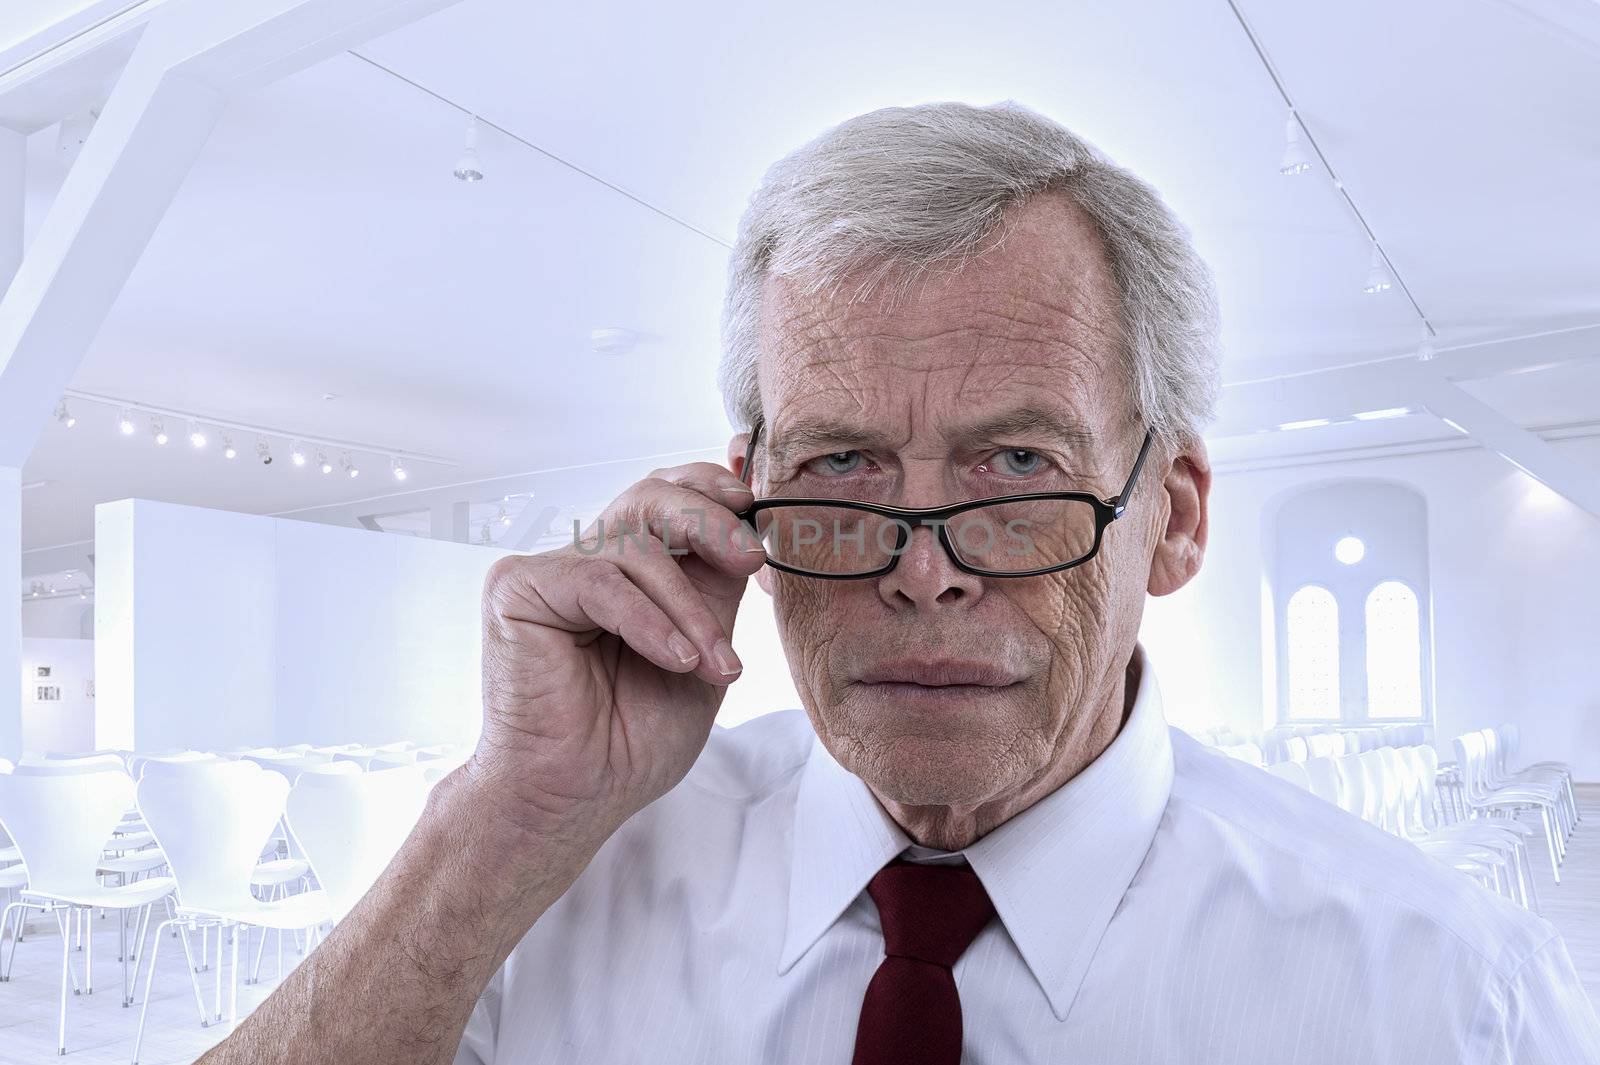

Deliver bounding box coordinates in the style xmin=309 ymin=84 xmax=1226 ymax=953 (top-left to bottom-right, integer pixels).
xmin=807 ymin=451 xmax=862 ymax=475
xmin=996 ymin=449 xmax=1042 ymax=475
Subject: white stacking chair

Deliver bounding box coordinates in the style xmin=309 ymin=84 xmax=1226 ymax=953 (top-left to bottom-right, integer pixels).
xmin=1302 ymin=757 xmax=1343 ymax=806
xmin=285 ymin=765 xmax=430 ymax=921
xmin=0 ymin=764 xmax=176 ymax=1056
xmin=1283 ymin=736 xmax=1310 ymax=763
xmin=1264 ymin=761 xmax=1311 ymax=791
xmin=1497 ymin=724 xmax=1578 ymax=813
xmin=1481 ymin=727 xmax=1578 ymax=835
xmin=1454 ymin=731 xmax=1567 ymax=883
xmin=132 ymin=761 xmax=334 ymax=1063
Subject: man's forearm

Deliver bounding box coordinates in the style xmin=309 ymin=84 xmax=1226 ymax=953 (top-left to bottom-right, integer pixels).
xmin=198 ymin=767 xmax=596 ymax=1065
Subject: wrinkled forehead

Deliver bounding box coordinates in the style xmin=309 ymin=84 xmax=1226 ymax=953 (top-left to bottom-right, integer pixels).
xmin=753 ymin=192 xmax=1134 ymax=452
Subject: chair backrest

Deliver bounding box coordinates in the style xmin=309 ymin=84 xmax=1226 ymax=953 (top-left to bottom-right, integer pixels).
xmin=1264 ymin=760 xmax=1311 ymax=791
xmin=368 ymin=751 xmax=419 ymax=768
xmin=1499 ymin=723 xmax=1521 ymax=768
xmin=332 ymin=752 xmax=376 ymax=771
xmin=137 ymin=761 xmax=289 ymax=913
xmin=1302 ymin=757 xmax=1343 ymax=806
xmin=0 ymin=756 xmax=12 ymax=774
xmin=130 ymin=751 xmax=221 ymax=778
xmin=1284 ymin=736 xmax=1309 ymax=763
xmin=243 ymin=755 xmax=361 ymax=782
xmin=20 ymin=753 xmax=125 ymax=771
xmin=285 ymin=766 xmax=430 ymax=918
xmin=0 ymin=765 xmax=134 ymax=895
xmin=1332 ymin=754 xmax=1370 ymax=821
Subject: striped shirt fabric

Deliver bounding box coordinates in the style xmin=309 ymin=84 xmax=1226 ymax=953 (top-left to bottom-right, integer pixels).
xmin=455 ymin=644 xmax=1600 ymax=1064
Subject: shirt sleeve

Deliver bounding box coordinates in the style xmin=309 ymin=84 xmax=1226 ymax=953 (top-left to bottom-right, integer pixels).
xmin=453 ymin=962 xmax=505 ymax=1065
xmin=1492 ymin=934 xmax=1600 ymax=1065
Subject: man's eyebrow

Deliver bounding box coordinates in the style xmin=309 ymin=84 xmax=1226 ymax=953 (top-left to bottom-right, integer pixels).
xmin=767 ymin=420 xmax=892 ymax=464
xmin=954 ymin=407 xmax=1098 ymax=452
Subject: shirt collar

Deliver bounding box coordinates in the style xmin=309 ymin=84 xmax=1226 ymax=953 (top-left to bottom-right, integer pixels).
xmin=779 ymin=642 xmax=1174 ymax=1022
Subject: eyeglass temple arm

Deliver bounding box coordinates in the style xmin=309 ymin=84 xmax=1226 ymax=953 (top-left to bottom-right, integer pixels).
xmin=1110 ymin=431 xmax=1155 ymax=516
xmin=738 ymin=419 xmax=763 ymax=487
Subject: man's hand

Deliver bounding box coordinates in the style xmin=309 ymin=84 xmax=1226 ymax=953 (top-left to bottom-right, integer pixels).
xmin=195 ymin=460 xmax=765 ymax=1065
xmin=468 ymin=461 xmax=765 ymax=854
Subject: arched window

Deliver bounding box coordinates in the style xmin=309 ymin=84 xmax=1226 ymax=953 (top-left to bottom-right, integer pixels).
xmin=1286 ymin=584 xmax=1340 ymax=720
xmin=1365 ymin=580 xmax=1422 ymax=719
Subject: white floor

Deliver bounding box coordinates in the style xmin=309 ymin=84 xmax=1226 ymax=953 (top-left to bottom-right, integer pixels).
xmin=0 ymin=909 xmax=305 ymax=1065
xmin=2 ymin=788 xmax=1597 ymax=1064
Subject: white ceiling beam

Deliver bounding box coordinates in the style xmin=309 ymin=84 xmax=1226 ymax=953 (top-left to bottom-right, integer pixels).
xmin=0 ymin=125 xmax=21 ymax=289
xmin=0 ymin=0 xmax=467 ymax=469
xmin=1411 ymin=372 xmax=1600 ymax=520
xmin=1212 ymin=324 xmax=1600 ymax=438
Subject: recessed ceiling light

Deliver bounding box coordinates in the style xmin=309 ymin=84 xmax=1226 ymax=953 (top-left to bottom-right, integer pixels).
xmin=589 ymin=327 xmax=640 ymax=356
xmin=1277 ymin=418 xmax=1332 ymax=431
xmin=1352 ymin=407 xmax=1410 ymax=421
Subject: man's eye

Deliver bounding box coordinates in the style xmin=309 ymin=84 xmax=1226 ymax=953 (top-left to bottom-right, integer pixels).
xmin=993 ymin=449 xmax=1043 ymax=476
xmin=807 ymin=451 xmax=862 ymax=475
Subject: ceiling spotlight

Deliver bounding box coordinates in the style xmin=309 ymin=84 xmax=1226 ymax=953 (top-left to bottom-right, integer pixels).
xmin=291 ymin=441 xmax=307 ymax=467
xmin=29 ymin=582 xmax=39 ymax=598
xmin=1279 ymin=112 xmax=1312 ymax=176
xmin=497 ymin=506 xmax=512 ymax=527
xmin=390 ymin=456 xmax=408 ymax=482
xmin=188 ymin=421 xmax=207 ymax=448
xmin=256 ymin=439 xmax=273 ymax=465
xmin=222 ymin=435 xmax=238 ymax=459
xmin=55 ymin=400 xmax=76 ymax=428
xmin=341 ymin=452 xmax=360 ymax=478
xmin=317 ymin=451 xmax=333 ymax=475
xmin=1416 ymin=327 xmax=1438 ymax=362
xmin=454 ymin=116 xmax=484 ymax=182
xmin=117 ymin=409 xmax=136 ymax=435
xmin=152 ymin=418 xmax=168 ymax=445
xmin=79 ymin=589 xmax=88 ymax=600
xmin=1362 ymin=248 xmax=1393 ymax=295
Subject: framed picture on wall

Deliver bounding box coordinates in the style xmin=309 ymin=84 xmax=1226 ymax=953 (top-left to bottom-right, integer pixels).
xmin=35 ymin=685 xmax=61 ymax=702
xmin=36 ymin=665 xmax=51 ymax=678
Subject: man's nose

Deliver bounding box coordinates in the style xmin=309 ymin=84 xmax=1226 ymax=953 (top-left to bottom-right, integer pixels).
xmin=876 ymin=524 xmax=986 ymax=610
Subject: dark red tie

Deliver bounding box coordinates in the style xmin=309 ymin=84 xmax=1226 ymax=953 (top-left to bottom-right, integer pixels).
xmin=851 ymin=857 xmax=997 ymax=1065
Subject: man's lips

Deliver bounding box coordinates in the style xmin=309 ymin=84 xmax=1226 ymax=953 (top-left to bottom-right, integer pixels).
xmin=855 ymin=660 xmax=1023 ymax=688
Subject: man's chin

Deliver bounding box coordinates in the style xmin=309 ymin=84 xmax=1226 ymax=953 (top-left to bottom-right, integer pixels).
xmin=826 ymin=716 xmax=1040 ymax=811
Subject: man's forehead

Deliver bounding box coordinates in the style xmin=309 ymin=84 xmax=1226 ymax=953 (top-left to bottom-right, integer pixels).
xmin=754 ymin=192 xmax=1126 ymax=422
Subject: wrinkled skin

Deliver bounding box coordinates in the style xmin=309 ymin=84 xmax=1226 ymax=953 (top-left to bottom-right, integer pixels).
xmin=728 ymin=192 xmax=1211 ymax=850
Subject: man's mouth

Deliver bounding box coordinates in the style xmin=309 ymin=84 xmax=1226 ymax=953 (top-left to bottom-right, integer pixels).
xmin=855 ymin=659 xmax=1023 ymax=693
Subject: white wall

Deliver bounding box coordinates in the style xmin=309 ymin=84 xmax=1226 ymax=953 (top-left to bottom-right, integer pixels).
xmin=19 ymin=635 xmax=93 ymax=754
xmin=1140 ymin=435 xmax=1600 ymax=781
xmin=96 ymin=498 xmax=510 ymax=752
xmin=93 ymin=497 xmax=804 ymax=752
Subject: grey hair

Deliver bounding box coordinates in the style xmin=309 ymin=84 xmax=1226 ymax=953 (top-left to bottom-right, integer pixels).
xmin=717 ymin=100 xmax=1220 ymax=452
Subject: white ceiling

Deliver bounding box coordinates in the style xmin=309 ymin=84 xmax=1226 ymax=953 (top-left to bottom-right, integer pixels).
xmin=11 ymin=0 xmax=1600 ymax=560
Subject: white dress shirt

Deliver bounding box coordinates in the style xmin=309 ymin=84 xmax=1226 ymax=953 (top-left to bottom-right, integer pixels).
xmin=456 ymin=644 xmax=1600 ymax=1064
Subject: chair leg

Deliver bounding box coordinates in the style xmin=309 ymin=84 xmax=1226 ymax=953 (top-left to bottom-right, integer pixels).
xmin=175 ymin=925 xmax=211 ymax=1027
xmin=55 ymin=908 xmax=71 ymax=1056
xmin=131 ymin=917 xmax=178 ymax=1065
xmin=229 ymin=924 xmax=239 ymax=1026
xmin=0 ymin=900 xmax=24 ymax=981
xmin=1541 ymin=807 xmax=1562 ymax=884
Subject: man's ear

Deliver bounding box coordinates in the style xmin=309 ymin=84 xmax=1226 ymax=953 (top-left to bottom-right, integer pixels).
xmin=1148 ymin=438 xmax=1211 ymax=597
xmin=727 ymin=432 xmax=752 ymax=483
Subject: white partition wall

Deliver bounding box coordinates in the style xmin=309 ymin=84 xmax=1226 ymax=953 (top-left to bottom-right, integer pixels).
xmin=95 ymin=498 xmax=511 ymax=752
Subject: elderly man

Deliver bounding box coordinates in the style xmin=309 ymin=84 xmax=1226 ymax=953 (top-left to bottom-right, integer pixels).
xmin=203 ymin=102 xmax=1599 ymax=1064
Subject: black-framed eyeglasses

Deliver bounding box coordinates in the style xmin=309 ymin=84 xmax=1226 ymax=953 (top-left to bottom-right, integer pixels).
xmin=733 ymin=419 xmax=1154 ymax=579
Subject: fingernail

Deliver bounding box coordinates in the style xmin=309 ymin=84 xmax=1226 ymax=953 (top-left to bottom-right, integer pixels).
xmin=668 ymin=632 xmax=699 ymax=665
xmin=713 ymin=639 xmax=742 ymax=676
